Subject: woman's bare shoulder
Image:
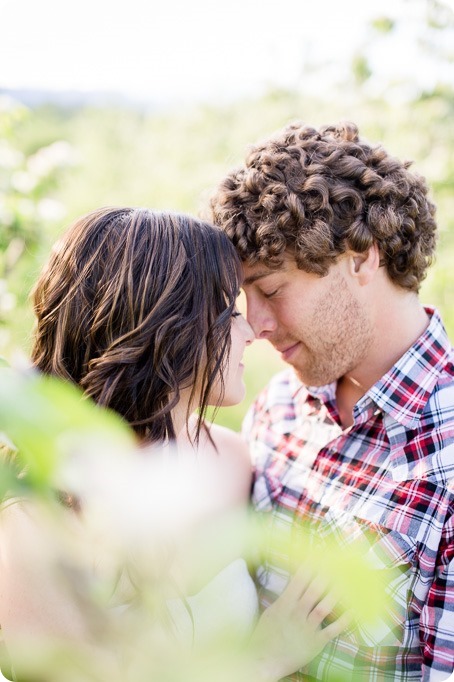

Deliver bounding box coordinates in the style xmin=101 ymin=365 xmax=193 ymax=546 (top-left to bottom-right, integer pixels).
xmin=0 ymin=498 xmax=36 ymax=535
xmin=0 ymin=498 xmax=59 ymax=571
xmin=0 ymin=497 xmax=90 ymax=640
xmin=208 ymin=422 xmax=249 ymax=451
xmin=207 ymin=424 xmax=252 ymax=505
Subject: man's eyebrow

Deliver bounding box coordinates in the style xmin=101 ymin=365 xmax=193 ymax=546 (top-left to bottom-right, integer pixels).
xmin=242 ymin=270 xmax=276 ymax=286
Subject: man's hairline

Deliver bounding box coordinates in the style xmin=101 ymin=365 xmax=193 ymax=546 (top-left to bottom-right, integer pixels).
xmin=239 ymin=245 xmax=335 ymax=286
xmin=241 ymin=261 xmax=291 ymax=287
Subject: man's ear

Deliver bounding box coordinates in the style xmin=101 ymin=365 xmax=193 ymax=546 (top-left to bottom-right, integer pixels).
xmin=349 ymin=243 xmax=380 ymax=285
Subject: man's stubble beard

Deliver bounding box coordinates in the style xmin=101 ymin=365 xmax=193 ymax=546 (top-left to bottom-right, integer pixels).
xmin=291 ymin=274 xmax=374 ymax=388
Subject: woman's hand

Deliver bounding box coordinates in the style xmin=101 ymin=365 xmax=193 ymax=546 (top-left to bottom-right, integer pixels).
xmin=249 ymin=565 xmax=351 ymax=682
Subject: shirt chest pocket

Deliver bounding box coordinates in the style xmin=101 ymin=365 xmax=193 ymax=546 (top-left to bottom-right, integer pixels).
xmin=341 ymin=518 xmax=418 ymax=648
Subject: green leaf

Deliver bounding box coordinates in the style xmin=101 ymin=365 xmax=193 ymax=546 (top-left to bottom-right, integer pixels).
xmin=0 ymin=368 xmax=135 ymax=490
xmin=371 ymin=16 xmax=395 ymax=34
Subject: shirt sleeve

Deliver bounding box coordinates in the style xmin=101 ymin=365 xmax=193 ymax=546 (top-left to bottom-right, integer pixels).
xmin=420 ymin=511 xmax=454 ymax=681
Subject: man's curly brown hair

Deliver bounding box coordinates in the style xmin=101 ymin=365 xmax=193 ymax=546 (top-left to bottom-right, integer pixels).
xmin=209 ymin=121 xmax=437 ymax=292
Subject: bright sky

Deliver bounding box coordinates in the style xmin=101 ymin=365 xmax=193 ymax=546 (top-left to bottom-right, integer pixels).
xmin=1 ymin=0 xmax=453 ymax=104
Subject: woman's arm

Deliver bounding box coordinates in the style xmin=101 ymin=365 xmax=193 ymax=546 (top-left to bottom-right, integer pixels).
xmin=204 ymin=424 xmax=253 ymax=507
xmin=0 ymin=499 xmax=89 ymax=641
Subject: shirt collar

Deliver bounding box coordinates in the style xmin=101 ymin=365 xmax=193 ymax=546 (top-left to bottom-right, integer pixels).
xmin=302 ymin=307 xmax=452 ymax=429
xmin=368 ymin=307 xmax=452 ymax=428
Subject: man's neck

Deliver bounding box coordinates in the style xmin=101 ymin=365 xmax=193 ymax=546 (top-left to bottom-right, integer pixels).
xmin=336 ymin=295 xmax=430 ymax=429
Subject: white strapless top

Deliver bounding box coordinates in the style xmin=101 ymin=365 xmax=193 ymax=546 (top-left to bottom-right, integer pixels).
xmin=167 ymin=558 xmax=259 ymax=646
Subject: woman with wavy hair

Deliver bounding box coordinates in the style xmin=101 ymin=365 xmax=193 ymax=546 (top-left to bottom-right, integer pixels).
xmin=0 ymin=207 xmax=347 ymax=681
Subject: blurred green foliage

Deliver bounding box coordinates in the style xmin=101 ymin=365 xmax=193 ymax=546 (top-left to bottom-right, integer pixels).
xmin=0 ymin=368 xmax=390 ymax=682
xmin=1 ymin=3 xmax=454 ymax=432
xmin=0 ymin=97 xmax=74 ymax=354
xmin=0 ymin=7 xmax=453 ymax=679
xmin=0 ymin=366 xmax=134 ymax=492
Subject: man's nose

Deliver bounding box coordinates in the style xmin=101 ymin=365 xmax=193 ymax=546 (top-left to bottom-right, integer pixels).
xmin=246 ymin=299 xmax=277 ymax=340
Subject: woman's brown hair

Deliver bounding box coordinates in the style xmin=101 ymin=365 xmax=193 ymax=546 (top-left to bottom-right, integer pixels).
xmin=31 ymin=207 xmax=242 ymax=443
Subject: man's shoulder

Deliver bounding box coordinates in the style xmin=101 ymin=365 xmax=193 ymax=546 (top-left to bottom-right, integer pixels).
xmin=386 ymin=347 xmax=454 ymax=487
xmin=420 ymin=360 xmax=454 ymax=466
xmin=423 ymin=352 xmax=454 ymax=425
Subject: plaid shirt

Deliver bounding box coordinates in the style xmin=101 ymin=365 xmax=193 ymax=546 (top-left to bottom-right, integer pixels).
xmin=245 ymin=307 xmax=454 ymax=681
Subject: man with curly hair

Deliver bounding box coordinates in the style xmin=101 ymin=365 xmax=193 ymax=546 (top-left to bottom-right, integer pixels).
xmin=210 ymin=121 xmax=454 ymax=681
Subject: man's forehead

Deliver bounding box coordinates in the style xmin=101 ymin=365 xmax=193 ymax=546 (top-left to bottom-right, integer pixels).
xmin=241 ymin=257 xmax=294 ymax=286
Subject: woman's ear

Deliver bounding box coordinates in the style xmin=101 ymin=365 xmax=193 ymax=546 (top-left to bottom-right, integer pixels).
xmin=349 ymin=243 xmax=380 ymax=285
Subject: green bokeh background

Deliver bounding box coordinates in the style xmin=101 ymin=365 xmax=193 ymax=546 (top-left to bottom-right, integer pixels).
xmin=1 ymin=5 xmax=453 ymax=432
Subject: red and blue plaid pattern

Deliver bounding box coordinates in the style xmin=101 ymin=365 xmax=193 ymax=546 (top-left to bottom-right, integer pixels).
xmin=245 ymin=308 xmax=454 ymax=681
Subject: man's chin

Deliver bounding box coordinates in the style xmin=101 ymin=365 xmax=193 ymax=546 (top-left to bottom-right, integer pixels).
xmin=294 ymin=366 xmax=336 ymax=388
xmin=294 ymin=366 xmax=314 ymax=386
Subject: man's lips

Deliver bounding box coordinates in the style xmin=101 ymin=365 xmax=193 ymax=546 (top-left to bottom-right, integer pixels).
xmin=277 ymin=342 xmax=300 ymax=361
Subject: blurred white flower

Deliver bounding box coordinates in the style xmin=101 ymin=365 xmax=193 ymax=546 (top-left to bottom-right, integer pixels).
xmin=0 ymin=199 xmax=15 ymax=226
xmin=0 ymin=279 xmax=16 ymax=313
xmin=11 ymin=170 xmax=37 ymax=193
xmin=16 ymin=198 xmax=35 ymax=217
xmin=37 ymin=198 xmax=66 ymax=222
xmin=27 ymin=140 xmax=75 ymax=177
xmin=8 ymin=349 xmax=33 ymax=372
xmin=0 ymin=292 xmax=16 ymax=313
xmin=5 ymin=238 xmax=25 ymax=271
xmin=0 ymin=142 xmax=23 ymax=168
